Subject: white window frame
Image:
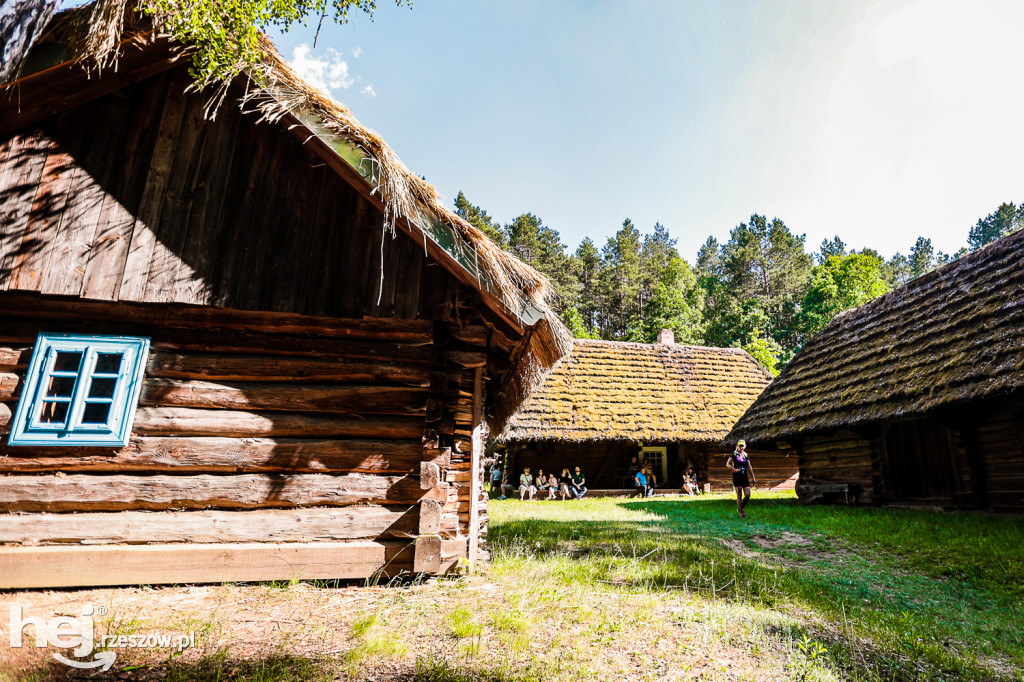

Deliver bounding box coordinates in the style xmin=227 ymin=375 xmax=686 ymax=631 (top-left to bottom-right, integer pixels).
xmin=640 ymin=445 xmax=668 ymax=482
xmin=8 ymin=333 xmax=150 ymax=447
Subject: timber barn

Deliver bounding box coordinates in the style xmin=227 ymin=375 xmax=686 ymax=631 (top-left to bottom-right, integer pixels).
xmin=499 ymin=331 xmax=798 ymax=492
xmin=726 ymin=230 xmax=1024 ymax=513
xmin=0 ymin=7 xmax=568 ymax=588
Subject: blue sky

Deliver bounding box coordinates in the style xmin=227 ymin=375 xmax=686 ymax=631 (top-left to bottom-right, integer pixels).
xmin=59 ymin=0 xmax=1024 ymax=261
xmin=271 ymin=0 xmax=1023 ymax=262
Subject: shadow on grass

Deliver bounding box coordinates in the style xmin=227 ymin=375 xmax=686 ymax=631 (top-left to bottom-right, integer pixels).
xmin=9 ymin=652 xmax=540 ymax=682
xmin=488 ymin=495 xmax=1024 ymax=681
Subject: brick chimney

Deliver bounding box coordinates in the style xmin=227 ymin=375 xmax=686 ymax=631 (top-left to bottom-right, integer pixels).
xmin=656 ymin=328 xmax=675 ymax=345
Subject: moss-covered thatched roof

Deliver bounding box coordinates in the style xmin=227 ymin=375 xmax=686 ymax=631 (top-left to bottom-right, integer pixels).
xmin=500 ymin=339 xmax=773 ymax=443
xmin=726 ymin=230 xmax=1024 ymax=446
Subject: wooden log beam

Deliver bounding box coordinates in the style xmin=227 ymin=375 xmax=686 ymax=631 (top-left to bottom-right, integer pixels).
xmin=0 ymin=322 xmax=433 ymax=363
xmin=419 ymin=461 xmax=441 ymax=489
xmin=413 ymin=535 xmax=441 ymax=574
xmin=447 ymin=325 xmax=489 ymax=347
xmin=0 ymin=347 xmax=27 ymax=369
xmin=129 ymin=407 xmax=425 ymax=439
xmin=145 ymin=351 xmax=433 ymax=385
xmin=0 ymin=506 xmax=427 ymax=545
xmin=0 ymin=437 xmax=444 ymax=473
xmin=419 ymin=499 xmax=441 ymax=535
xmin=0 ymin=540 xmax=419 ymax=589
xmin=0 ymin=293 xmax=436 ymax=341
xmin=138 ymin=378 xmax=426 ymax=415
xmin=0 ymin=473 xmax=448 ymax=512
xmin=0 ymin=373 xmax=17 ymax=400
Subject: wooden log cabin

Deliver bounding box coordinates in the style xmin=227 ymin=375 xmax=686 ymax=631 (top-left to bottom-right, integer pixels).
xmin=499 ymin=330 xmax=798 ymax=492
xmin=726 ymin=229 xmax=1024 ymax=513
xmin=0 ymin=7 xmax=568 ymax=588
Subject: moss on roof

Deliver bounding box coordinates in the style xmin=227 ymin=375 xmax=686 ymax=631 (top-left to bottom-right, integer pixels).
xmin=500 ymin=339 xmax=773 ymax=443
xmin=726 ymin=229 xmax=1024 ymax=446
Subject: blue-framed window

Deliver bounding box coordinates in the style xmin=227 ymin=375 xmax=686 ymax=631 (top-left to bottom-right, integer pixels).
xmin=8 ymin=334 xmax=150 ymax=447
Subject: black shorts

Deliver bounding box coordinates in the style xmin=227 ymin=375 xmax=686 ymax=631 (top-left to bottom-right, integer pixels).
xmin=732 ymin=471 xmax=750 ymax=488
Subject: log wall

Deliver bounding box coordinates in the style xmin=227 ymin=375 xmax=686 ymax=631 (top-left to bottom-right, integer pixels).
xmin=794 ymin=399 xmax=1024 ymax=513
xmin=0 ymin=295 xmax=494 ymax=586
xmin=971 ymin=398 xmax=1024 ymax=514
xmin=796 ymin=430 xmax=876 ymax=505
xmin=701 ymin=444 xmax=799 ymax=493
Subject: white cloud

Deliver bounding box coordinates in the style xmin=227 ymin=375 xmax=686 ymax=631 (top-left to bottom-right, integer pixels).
xmin=351 ymin=46 xmax=363 ymax=58
xmin=361 ymin=85 xmax=377 ymax=98
xmin=289 ymin=44 xmax=355 ymax=98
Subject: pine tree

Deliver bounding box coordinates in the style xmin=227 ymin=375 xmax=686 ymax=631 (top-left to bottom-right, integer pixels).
xmin=908 ymin=237 xmax=935 ymax=280
xmin=597 ymin=219 xmax=643 ymax=338
xmin=718 ymin=214 xmax=813 ymax=352
xmin=573 ymin=238 xmax=602 ymax=334
xmin=967 ymin=202 xmax=1023 ymax=251
xmin=505 ymin=213 xmax=578 ymax=311
xmin=454 ymin=191 xmax=505 ymax=248
xmin=637 ymin=257 xmax=705 ymax=344
xmin=639 ymin=222 xmax=679 ymax=323
xmin=816 ymin=235 xmax=847 ymax=264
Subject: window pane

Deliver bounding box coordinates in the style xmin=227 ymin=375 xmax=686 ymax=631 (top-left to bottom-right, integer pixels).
xmin=95 ymin=353 xmax=123 ymax=374
xmin=81 ymin=402 xmax=112 ymax=425
xmin=45 ymin=375 xmax=77 ymax=398
xmin=53 ymin=351 xmax=83 ymax=372
xmin=39 ymin=401 xmax=69 ymax=424
xmin=88 ymin=377 xmax=118 ymax=399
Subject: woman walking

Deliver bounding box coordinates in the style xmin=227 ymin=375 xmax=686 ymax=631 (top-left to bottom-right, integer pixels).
xmin=726 ymin=440 xmax=756 ymax=518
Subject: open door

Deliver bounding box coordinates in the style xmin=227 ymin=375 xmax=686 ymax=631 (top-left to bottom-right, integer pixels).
xmin=640 ymin=445 xmax=668 ymax=484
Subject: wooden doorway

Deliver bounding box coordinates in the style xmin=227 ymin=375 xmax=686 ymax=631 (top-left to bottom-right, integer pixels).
xmin=883 ymin=419 xmax=960 ymax=499
xmin=641 ymin=446 xmax=668 ymax=483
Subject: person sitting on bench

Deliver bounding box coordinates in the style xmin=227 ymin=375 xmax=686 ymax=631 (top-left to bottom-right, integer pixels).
xmin=558 ymin=468 xmax=573 ymax=500
xmin=571 ymin=467 xmax=588 ymax=499
xmin=519 ymin=468 xmax=536 ymax=501
xmin=545 ymin=472 xmax=560 ymax=500
xmin=682 ymin=466 xmax=700 ymax=496
xmin=635 ymin=466 xmax=654 ymax=497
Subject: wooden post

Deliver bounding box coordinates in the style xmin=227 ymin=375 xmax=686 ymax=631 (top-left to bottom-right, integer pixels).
xmin=468 ymin=367 xmax=484 ymax=571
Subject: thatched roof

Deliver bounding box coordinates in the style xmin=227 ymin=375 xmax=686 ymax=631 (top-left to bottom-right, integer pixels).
xmin=726 ymin=229 xmax=1024 ymax=446
xmin=3 ymin=1 xmax=571 ymax=425
xmin=500 ymin=339 xmax=773 ymax=443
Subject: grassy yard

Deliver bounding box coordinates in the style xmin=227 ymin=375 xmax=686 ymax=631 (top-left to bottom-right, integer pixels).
xmin=1 ymin=492 xmax=1022 ymax=681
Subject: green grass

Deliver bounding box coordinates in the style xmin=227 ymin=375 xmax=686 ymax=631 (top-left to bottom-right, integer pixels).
xmin=489 ymin=492 xmax=1024 ymax=681
xmin=5 ymin=493 xmax=1021 ymax=681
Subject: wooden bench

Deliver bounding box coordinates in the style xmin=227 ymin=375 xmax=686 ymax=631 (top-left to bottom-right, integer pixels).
xmin=797 ymin=482 xmax=857 ymax=505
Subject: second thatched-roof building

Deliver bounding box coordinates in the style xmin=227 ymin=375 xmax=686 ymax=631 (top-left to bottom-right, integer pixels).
xmin=499 ymin=330 xmax=798 ymax=492
xmin=726 ymin=229 xmax=1024 ymax=513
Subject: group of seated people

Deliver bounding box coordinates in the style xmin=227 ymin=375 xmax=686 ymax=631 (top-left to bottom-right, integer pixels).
xmin=490 ymin=458 xmax=702 ymax=500
xmin=491 ymin=466 xmax=588 ymax=500
xmin=629 ymin=456 xmax=702 ymax=498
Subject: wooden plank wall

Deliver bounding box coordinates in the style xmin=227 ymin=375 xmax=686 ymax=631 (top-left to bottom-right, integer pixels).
xmin=702 ymin=446 xmax=799 ymax=493
xmin=0 ymin=68 xmax=434 ymax=322
xmin=973 ymin=399 xmax=1024 ymax=513
xmin=0 ymin=296 xmax=499 ymax=584
xmin=797 ymin=430 xmax=876 ymax=504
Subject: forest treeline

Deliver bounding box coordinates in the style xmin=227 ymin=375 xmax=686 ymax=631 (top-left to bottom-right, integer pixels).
xmin=457 ymin=193 xmax=1023 ymax=374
